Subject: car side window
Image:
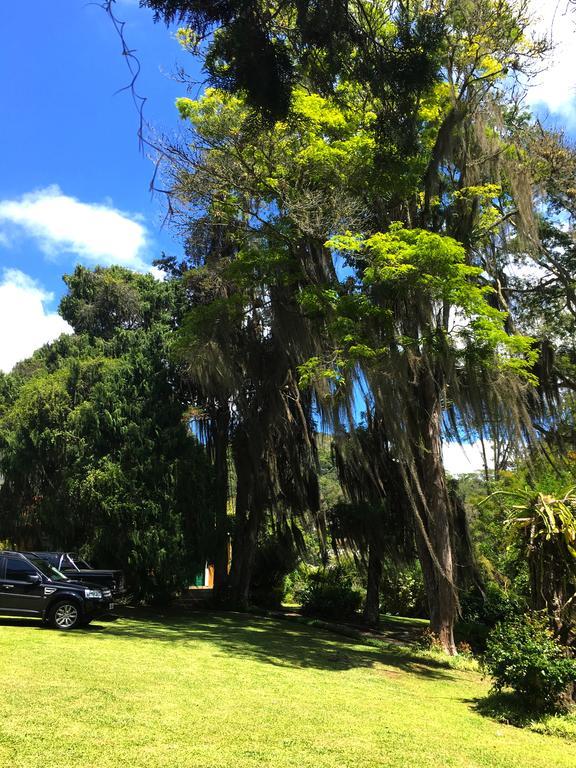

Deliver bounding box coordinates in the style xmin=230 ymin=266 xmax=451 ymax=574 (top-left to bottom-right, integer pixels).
xmin=61 ymin=554 xmax=76 ymax=569
xmin=5 ymin=559 xmax=36 ymax=581
xmin=0 ymin=557 xmax=6 ymax=579
xmin=41 ymin=554 xmax=59 ymax=567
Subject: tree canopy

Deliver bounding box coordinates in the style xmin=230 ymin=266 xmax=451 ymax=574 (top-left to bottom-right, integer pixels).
xmin=0 ymin=266 xmax=213 ymax=601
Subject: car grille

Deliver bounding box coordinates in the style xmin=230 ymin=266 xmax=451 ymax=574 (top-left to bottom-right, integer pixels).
xmin=103 ymin=589 xmax=112 ymax=598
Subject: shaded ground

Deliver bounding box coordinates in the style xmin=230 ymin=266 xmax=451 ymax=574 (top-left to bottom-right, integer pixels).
xmin=92 ymin=608 xmax=451 ymax=678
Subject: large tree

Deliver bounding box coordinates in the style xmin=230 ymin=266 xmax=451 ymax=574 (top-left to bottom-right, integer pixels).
xmin=131 ymin=0 xmax=549 ymax=650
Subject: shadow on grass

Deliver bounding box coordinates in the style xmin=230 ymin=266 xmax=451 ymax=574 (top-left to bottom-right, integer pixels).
xmin=461 ymin=689 xmax=576 ymax=741
xmin=77 ymin=609 xmax=459 ymax=680
xmin=0 ymin=617 xmax=46 ymax=629
xmin=467 ymin=691 xmax=567 ymax=728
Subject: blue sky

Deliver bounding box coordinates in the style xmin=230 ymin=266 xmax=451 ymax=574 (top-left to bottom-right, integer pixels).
xmin=0 ymin=1 xmax=574 ymax=473
xmin=0 ymin=0 xmax=202 ymax=369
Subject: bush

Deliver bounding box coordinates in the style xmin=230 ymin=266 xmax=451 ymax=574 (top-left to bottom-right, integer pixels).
xmin=284 ymin=564 xmax=312 ymax=605
xmin=460 ymin=583 xmax=525 ymax=627
xmin=458 ymin=583 xmax=525 ymax=650
xmin=379 ymin=560 xmax=427 ymax=618
xmin=297 ymin=565 xmax=362 ymax=620
xmin=482 ymin=615 xmax=576 ymax=712
xmin=250 ymin=534 xmax=300 ymax=609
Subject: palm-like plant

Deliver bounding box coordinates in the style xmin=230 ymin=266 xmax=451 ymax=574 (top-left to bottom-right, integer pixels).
xmin=503 ymin=488 xmax=576 ymax=646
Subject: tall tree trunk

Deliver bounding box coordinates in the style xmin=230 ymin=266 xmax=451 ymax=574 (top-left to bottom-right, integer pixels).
xmin=228 ymin=442 xmax=262 ymax=609
xmin=212 ymin=403 xmax=230 ymax=603
xmin=229 ymin=504 xmax=261 ymax=609
xmin=409 ymin=368 xmax=458 ymax=655
xmin=363 ymin=542 xmax=382 ymax=628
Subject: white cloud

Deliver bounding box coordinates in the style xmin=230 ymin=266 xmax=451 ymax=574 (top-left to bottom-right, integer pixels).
xmin=149 ymin=265 xmax=166 ymax=282
xmin=0 ymin=270 xmax=72 ymax=373
xmin=527 ymin=1 xmax=576 ymax=123
xmin=442 ymin=440 xmax=493 ymax=476
xmin=0 ymin=186 xmax=151 ymax=271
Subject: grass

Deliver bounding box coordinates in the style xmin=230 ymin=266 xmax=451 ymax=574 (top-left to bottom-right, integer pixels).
xmin=1 ymin=610 xmax=574 ymax=768
xmin=476 ymin=692 xmax=576 ymax=742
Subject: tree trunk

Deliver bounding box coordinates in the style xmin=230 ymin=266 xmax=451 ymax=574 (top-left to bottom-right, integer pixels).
xmin=228 ymin=445 xmax=262 ymax=609
xmin=212 ymin=403 xmax=230 ymax=604
xmin=409 ymin=368 xmax=458 ymax=655
xmin=363 ymin=543 xmax=382 ymax=628
xmin=229 ymin=504 xmax=261 ymax=610
xmin=529 ymin=542 xmax=575 ymax=649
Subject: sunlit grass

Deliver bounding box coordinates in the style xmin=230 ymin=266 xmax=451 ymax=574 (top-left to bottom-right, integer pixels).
xmin=0 ymin=611 xmax=573 ymax=768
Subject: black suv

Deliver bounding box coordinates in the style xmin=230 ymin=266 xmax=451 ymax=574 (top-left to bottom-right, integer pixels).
xmin=0 ymin=551 xmax=114 ymax=630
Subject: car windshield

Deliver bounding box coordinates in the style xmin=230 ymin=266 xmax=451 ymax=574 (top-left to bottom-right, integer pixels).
xmin=27 ymin=557 xmax=69 ymax=582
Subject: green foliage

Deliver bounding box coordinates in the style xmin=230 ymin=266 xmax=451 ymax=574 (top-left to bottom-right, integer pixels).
xmin=505 ymin=487 xmax=576 ymax=560
xmin=152 ymin=0 xmax=553 ymax=644
xmin=59 ymin=265 xmax=179 ymax=338
xmin=479 ymin=477 xmax=576 ymax=643
xmin=460 ymin=582 xmax=524 ymax=627
xmin=148 ymin=0 xmax=447 ymax=134
xmin=379 ymin=560 xmax=427 ymax=618
xmin=321 ymin=223 xmax=537 ymax=382
xmin=250 ymin=529 xmax=301 ymax=609
xmin=297 ymin=564 xmax=362 ymax=620
xmin=0 ymin=267 xmax=214 ymax=602
xmin=483 ymin=615 xmax=576 ymax=712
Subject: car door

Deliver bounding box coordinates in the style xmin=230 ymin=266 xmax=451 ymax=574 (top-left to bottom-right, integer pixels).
xmin=0 ymin=556 xmax=10 ymax=613
xmin=1 ymin=558 xmax=45 ymax=616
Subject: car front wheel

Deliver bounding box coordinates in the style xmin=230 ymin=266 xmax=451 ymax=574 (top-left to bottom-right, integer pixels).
xmin=49 ymin=600 xmax=82 ymax=630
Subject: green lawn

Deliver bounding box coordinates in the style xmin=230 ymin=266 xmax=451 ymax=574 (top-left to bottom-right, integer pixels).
xmin=0 ymin=611 xmax=574 ymax=768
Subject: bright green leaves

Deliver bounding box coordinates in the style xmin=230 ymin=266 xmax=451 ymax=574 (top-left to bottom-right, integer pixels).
xmin=460 ymin=315 xmax=538 ymax=382
xmin=176 ymin=89 xmax=248 ymax=143
xmin=330 ymin=224 xmax=486 ymax=315
xmin=176 ymin=85 xmax=377 ymax=205
xmin=297 ymin=285 xmax=389 ymax=390
xmin=291 ymin=90 xmax=348 ymax=132
xmin=297 ymin=223 xmax=537 ymax=390
xmin=334 ymin=224 xmax=481 ymax=301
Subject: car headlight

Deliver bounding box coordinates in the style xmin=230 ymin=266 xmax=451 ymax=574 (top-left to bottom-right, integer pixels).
xmin=84 ymin=588 xmax=103 ymax=599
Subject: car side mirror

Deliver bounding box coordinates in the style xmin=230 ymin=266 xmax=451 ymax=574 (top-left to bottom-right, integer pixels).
xmin=27 ymin=573 xmax=42 ymax=584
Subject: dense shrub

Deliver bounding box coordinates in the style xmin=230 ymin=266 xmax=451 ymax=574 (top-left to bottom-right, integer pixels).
xmin=379 ymin=560 xmax=427 ymax=618
xmin=284 ymin=564 xmax=313 ymax=605
xmin=250 ymin=534 xmax=300 ymax=609
xmin=297 ymin=565 xmax=362 ymax=620
xmin=482 ymin=615 xmax=576 ymax=712
xmin=460 ymin=583 xmax=525 ymax=627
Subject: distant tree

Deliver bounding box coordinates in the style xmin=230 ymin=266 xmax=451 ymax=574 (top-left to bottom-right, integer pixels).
xmin=59 ymin=265 xmax=178 ymax=337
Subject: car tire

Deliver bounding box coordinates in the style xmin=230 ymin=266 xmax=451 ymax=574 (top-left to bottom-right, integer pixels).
xmin=49 ymin=600 xmax=82 ymax=630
